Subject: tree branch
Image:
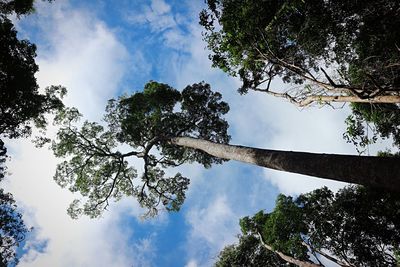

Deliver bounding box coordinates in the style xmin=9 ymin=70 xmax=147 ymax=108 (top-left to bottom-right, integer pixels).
xmin=256 ymin=232 xmax=322 ymax=267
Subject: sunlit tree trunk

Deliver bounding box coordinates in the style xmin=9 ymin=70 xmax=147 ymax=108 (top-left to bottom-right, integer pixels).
xmin=170 ymin=137 xmax=400 ymax=191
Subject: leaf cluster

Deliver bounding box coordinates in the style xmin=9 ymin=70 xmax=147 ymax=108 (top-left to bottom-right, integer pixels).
xmin=0 ymin=7 xmax=65 ymax=140
xmin=299 ymin=186 xmax=400 ymax=266
xmin=52 ymin=82 xmax=230 ymax=218
xmin=200 ymin=0 xmax=400 ymax=97
xmin=225 ymin=185 xmax=400 ymax=266
xmin=344 ymin=103 xmax=400 ymax=153
xmin=215 ymin=234 xmax=289 ymax=267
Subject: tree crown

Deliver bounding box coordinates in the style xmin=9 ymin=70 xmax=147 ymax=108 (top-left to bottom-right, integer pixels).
xmin=52 ymin=81 xmax=230 ymax=218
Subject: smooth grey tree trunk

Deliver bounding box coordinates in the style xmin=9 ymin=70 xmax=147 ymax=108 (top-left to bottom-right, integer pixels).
xmin=170 ymin=137 xmax=400 ymax=191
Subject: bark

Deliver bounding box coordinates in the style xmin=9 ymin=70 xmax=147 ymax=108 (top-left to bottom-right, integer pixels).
xmin=257 ymin=232 xmax=322 ymax=267
xmin=253 ymin=88 xmax=400 ymax=107
xmin=301 ymin=242 xmax=353 ymax=267
xmin=170 ymin=137 xmax=400 ymax=191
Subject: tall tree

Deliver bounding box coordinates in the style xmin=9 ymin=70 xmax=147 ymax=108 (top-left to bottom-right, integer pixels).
xmin=219 ymin=185 xmax=400 ymax=267
xmin=200 ymin=0 xmax=400 ymax=107
xmin=52 ymin=82 xmax=400 ymax=218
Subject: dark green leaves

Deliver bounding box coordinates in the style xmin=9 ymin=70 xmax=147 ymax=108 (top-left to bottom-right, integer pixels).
xmin=119 ymin=81 xmax=230 ymax=168
xmin=229 ymin=186 xmax=400 ymax=266
xmin=344 ymin=103 xmax=400 ymax=153
xmin=0 ymin=15 xmax=65 ymax=139
xmin=200 ymin=0 xmax=400 ymax=103
xmin=52 ymin=82 xmax=230 ymax=218
xmin=215 ymin=235 xmax=288 ymax=267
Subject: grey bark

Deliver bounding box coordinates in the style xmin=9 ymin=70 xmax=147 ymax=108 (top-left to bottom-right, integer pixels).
xmin=257 ymin=232 xmax=322 ymax=267
xmin=170 ymin=137 xmax=400 ymax=191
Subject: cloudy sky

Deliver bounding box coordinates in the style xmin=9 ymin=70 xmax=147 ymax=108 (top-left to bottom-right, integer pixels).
xmin=4 ymin=0 xmax=387 ymax=266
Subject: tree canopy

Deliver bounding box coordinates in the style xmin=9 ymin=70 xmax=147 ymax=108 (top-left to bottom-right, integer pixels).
xmin=52 ymin=80 xmax=400 ymax=220
xmin=0 ymin=16 xmax=65 ymax=139
xmin=219 ymin=186 xmax=400 ymax=267
xmin=52 ymin=81 xmax=230 ymax=218
xmin=200 ymin=0 xmax=400 ymax=106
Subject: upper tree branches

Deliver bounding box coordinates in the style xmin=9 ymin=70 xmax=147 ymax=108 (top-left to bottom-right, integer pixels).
xmin=52 ymin=82 xmax=400 ymax=219
xmin=200 ymin=0 xmax=400 ymax=107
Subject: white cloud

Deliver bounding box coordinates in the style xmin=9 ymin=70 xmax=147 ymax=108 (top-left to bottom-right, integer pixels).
xmin=4 ymin=1 xmax=150 ymax=266
xmin=125 ymin=0 xmax=189 ymax=50
xmin=32 ymin=2 xmax=129 ymax=119
xmin=5 ymin=1 xmax=390 ymax=266
xmin=185 ymin=196 xmax=239 ymax=267
xmin=185 ymin=259 xmax=198 ymax=267
xmin=151 ymin=0 xmax=171 ymax=15
xmin=126 ymin=0 xmax=175 ymax=31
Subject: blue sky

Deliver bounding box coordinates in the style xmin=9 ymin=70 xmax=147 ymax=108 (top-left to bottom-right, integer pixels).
xmin=4 ymin=0 xmax=385 ymax=266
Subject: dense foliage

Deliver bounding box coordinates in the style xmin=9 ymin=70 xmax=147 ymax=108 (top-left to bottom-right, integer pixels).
xmin=218 ymin=186 xmax=400 ymax=266
xmin=200 ymin=0 xmax=400 ymax=106
xmin=344 ymin=103 xmax=400 ymax=153
xmin=0 ymin=16 xmax=65 ymax=139
xmin=52 ymin=81 xmax=230 ymax=218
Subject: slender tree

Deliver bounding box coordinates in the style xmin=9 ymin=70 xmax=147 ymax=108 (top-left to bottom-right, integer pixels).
xmin=52 ymin=82 xmax=400 ymax=218
xmin=200 ymin=0 xmax=400 ymax=107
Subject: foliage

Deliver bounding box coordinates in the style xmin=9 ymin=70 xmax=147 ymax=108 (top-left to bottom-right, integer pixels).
xmin=344 ymin=103 xmax=400 ymax=154
xmin=220 ymin=185 xmax=400 ymax=266
xmin=240 ymin=197 xmax=309 ymax=262
xmin=298 ymin=186 xmax=400 ymax=266
xmin=200 ymin=0 xmax=400 ymax=105
xmin=0 ymin=188 xmax=29 ymax=267
xmin=0 ymin=141 xmax=29 ymax=267
xmin=0 ymin=0 xmax=35 ymax=16
xmin=0 ymin=15 xmax=65 ymax=139
xmin=52 ymin=81 xmax=230 ymax=218
xmin=0 ymin=1 xmax=59 ymax=265
xmin=215 ymin=234 xmax=289 ymax=266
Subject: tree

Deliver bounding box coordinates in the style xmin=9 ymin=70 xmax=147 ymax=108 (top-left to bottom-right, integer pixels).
xmin=199 ymin=0 xmax=400 ymax=107
xmin=0 ymin=141 xmax=29 ymax=267
xmin=52 ymin=81 xmax=400 ymax=218
xmin=52 ymin=82 xmax=230 ymax=218
xmin=221 ymin=185 xmax=400 ymax=267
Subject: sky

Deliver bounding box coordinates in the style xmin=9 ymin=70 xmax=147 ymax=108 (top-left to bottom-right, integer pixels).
xmin=3 ymin=0 xmax=389 ymax=266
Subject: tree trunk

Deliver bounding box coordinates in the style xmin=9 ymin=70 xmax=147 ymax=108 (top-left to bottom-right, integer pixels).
xmin=254 ymin=88 xmax=400 ymax=107
xmin=257 ymin=232 xmax=322 ymax=267
xmin=170 ymin=137 xmax=400 ymax=191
